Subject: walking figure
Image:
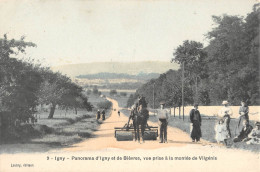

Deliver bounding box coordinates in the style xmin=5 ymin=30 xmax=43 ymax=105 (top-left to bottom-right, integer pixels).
xmin=102 ymin=109 xmax=106 ymax=120
xmin=118 ymin=111 xmax=120 ymax=117
xmin=96 ymin=110 xmax=101 ymax=120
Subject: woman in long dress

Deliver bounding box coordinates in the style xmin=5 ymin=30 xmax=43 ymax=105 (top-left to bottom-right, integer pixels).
xmin=189 ymin=104 xmax=202 ymax=142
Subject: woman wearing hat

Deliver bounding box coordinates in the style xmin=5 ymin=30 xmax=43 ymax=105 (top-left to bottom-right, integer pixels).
xmin=236 ymin=100 xmax=250 ymax=133
xmin=218 ymin=100 xmax=233 ymax=137
xmin=189 ymin=104 xmax=202 ymax=142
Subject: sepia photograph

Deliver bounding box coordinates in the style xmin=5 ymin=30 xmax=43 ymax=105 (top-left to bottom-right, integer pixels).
xmin=0 ymin=0 xmax=259 ymax=171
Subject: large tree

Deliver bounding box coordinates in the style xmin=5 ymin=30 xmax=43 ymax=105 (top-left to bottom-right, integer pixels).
xmin=0 ymin=35 xmax=39 ymax=121
xmin=37 ymin=70 xmax=92 ymax=119
xmin=130 ymin=4 xmax=260 ymax=106
xmin=205 ymin=5 xmax=260 ymax=105
xmin=172 ymin=40 xmax=208 ymax=104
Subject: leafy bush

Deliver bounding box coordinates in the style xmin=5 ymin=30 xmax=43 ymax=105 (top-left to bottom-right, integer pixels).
xmin=110 ymin=89 xmax=117 ymax=96
xmin=120 ymin=92 xmax=127 ymax=97
xmin=97 ymin=100 xmax=112 ymax=110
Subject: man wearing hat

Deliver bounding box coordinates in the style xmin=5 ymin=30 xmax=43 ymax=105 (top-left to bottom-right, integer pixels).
xmin=189 ymin=103 xmax=202 ymax=142
xmin=218 ymin=100 xmax=233 ymax=137
xmin=157 ymin=101 xmax=169 ymax=143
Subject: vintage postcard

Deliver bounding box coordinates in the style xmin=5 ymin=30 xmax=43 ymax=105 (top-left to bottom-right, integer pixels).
xmin=0 ymin=0 xmax=259 ymax=171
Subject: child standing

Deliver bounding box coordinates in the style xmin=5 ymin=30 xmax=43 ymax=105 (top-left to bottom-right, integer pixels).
xmin=215 ymin=119 xmax=229 ymax=145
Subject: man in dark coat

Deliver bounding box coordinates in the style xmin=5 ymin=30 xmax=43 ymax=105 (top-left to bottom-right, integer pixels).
xmin=189 ymin=104 xmax=202 ymax=142
xmin=127 ymin=103 xmax=138 ymax=141
xmin=233 ymin=120 xmax=253 ymax=142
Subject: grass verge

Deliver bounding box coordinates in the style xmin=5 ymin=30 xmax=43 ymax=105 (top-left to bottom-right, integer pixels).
xmin=149 ymin=115 xmax=259 ymax=153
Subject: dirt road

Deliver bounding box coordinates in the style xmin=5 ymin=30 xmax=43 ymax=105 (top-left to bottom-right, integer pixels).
xmin=62 ymin=98 xmax=204 ymax=151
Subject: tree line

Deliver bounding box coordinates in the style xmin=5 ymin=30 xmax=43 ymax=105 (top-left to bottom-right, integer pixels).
xmin=128 ymin=4 xmax=260 ymax=108
xmin=77 ymin=72 xmax=160 ymax=80
xmin=0 ymin=35 xmax=92 ymax=124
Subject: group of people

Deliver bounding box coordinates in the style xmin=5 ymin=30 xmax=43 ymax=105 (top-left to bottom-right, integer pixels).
xmin=128 ymin=97 xmax=169 ymax=143
xmin=189 ymin=100 xmax=260 ymax=146
xmin=124 ymin=96 xmax=260 ymax=146
xmin=96 ymin=109 xmax=106 ymax=121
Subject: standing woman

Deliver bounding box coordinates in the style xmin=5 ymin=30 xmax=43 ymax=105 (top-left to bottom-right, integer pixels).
xmin=236 ymin=100 xmax=249 ymax=134
xmin=189 ymin=104 xmax=202 ymax=142
xmin=239 ymin=100 xmax=249 ymax=122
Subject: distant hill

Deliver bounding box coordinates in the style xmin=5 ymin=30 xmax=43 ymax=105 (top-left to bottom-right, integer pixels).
xmin=76 ymin=72 xmax=160 ymax=81
xmin=51 ymin=61 xmax=178 ymax=77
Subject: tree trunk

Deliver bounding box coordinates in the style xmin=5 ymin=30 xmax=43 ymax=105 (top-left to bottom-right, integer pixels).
xmin=48 ymin=103 xmax=56 ymax=119
xmin=179 ymin=106 xmax=181 ymax=119
xmin=174 ymin=107 xmax=176 ymax=117
xmin=75 ymin=107 xmax=77 ymax=115
xmin=65 ymin=107 xmax=68 ymax=116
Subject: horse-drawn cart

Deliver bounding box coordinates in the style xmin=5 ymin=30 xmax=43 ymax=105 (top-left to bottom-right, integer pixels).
xmin=114 ymin=123 xmax=158 ymax=141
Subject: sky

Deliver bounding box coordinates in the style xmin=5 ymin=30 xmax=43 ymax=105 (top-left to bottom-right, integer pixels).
xmin=0 ymin=0 xmax=258 ymax=66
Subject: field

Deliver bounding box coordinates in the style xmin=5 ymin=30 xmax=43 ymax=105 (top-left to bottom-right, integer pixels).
xmin=0 ymin=94 xmax=111 ymax=154
xmin=0 ymin=108 xmax=100 ymax=153
xmin=148 ymin=115 xmax=259 ymax=152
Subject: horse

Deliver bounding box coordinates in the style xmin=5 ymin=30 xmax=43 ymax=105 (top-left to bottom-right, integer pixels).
xmin=135 ymin=104 xmax=149 ymax=143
